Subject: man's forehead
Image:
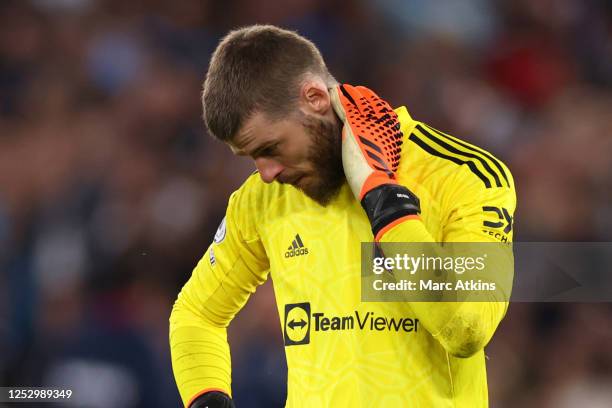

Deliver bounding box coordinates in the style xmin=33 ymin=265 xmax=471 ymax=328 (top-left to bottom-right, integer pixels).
xmin=229 ymin=117 xmax=259 ymax=153
xmin=230 ymin=111 xmax=282 ymax=153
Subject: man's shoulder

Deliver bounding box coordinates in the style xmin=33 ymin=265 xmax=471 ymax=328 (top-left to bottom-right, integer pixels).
xmin=404 ymin=121 xmax=514 ymax=194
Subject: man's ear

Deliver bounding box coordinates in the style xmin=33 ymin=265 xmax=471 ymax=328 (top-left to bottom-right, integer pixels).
xmin=299 ymin=78 xmax=332 ymax=116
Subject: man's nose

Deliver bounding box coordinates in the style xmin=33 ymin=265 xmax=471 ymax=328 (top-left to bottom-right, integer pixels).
xmin=254 ymin=157 xmax=284 ymax=183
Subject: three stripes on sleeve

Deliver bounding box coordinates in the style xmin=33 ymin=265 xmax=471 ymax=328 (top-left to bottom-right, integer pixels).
xmin=409 ymin=124 xmax=511 ymax=189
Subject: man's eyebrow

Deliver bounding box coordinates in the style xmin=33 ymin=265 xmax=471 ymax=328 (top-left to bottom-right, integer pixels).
xmin=249 ymin=141 xmax=277 ymax=158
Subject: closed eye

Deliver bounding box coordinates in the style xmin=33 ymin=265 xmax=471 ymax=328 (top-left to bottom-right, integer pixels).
xmin=253 ymin=142 xmax=279 ymax=158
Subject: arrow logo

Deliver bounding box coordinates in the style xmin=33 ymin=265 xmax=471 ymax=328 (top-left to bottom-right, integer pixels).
xmin=284 ymin=302 xmax=311 ymax=346
xmin=288 ymin=319 xmax=307 ymax=330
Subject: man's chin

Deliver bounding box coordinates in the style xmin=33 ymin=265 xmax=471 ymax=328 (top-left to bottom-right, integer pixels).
xmin=298 ymin=178 xmax=343 ymax=206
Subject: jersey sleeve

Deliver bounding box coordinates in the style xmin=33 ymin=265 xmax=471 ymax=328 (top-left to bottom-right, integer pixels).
xmin=380 ymin=158 xmax=516 ymax=357
xmin=169 ymin=175 xmax=269 ymax=406
xmin=442 ymin=159 xmax=516 ymax=244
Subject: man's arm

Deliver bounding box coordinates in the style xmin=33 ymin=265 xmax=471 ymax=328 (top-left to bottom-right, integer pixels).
xmin=330 ymin=84 xmax=515 ymax=357
xmin=380 ymin=173 xmax=515 ymax=357
xmin=170 ymin=181 xmax=269 ymax=406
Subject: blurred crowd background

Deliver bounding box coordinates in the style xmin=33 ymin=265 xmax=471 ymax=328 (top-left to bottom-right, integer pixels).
xmin=1 ymin=0 xmax=611 ymax=407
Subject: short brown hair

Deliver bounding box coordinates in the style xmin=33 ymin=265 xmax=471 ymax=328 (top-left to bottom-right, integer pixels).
xmin=202 ymin=25 xmax=334 ymax=141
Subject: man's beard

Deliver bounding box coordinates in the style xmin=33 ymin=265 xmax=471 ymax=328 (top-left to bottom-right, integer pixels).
xmin=297 ymin=114 xmax=345 ymax=206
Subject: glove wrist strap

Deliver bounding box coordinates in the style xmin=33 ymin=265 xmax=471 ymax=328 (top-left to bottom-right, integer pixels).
xmin=190 ymin=391 xmax=235 ymax=408
xmin=361 ymin=184 xmax=421 ymax=238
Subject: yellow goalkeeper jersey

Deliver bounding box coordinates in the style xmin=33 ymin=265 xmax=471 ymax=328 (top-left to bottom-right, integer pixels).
xmin=170 ymin=106 xmax=516 ymax=407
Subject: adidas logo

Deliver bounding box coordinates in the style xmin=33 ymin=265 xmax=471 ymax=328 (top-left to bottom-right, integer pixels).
xmin=285 ymin=234 xmax=309 ymax=258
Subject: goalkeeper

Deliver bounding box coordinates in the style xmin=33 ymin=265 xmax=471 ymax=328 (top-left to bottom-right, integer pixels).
xmin=170 ymin=25 xmax=515 ymax=408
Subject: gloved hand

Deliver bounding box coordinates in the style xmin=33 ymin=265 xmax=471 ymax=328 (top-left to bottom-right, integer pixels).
xmin=190 ymin=391 xmax=235 ymax=408
xmin=330 ymin=84 xmax=420 ymax=240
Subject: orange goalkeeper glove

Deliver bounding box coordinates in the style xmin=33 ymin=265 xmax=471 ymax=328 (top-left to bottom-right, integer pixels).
xmin=330 ymin=84 xmax=420 ymax=240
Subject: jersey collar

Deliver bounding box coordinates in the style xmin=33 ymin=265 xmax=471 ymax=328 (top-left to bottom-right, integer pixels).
xmin=394 ymin=105 xmax=417 ymax=136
